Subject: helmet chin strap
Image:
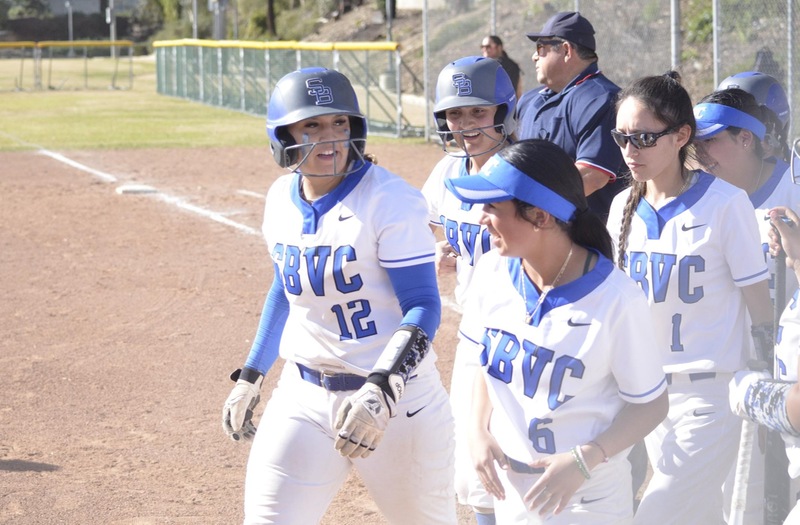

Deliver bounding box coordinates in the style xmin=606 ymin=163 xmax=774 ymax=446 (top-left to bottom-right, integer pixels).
xmin=439 ymin=124 xmax=509 ymax=159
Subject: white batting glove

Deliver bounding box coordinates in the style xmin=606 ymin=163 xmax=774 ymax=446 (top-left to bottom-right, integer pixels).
xmin=222 ymin=368 xmax=263 ymax=442
xmin=729 ymin=369 xmax=770 ymax=418
xmin=333 ymin=383 xmax=395 ymax=459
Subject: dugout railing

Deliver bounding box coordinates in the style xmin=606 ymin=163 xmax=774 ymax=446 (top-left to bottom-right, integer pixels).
xmin=153 ymin=39 xmax=426 ymax=138
xmin=0 ymin=40 xmax=134 ymax=91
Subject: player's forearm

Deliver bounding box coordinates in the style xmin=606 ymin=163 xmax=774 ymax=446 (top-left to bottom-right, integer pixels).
xmin=583 ymin=391 xmax=668 ymax=469
xmin=742 ymin=280 xmax=773 ymax=327
xmin=470 ymin=370 xmax=493 ymax=433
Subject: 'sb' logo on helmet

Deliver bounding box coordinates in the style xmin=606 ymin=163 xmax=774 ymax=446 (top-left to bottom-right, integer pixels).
xmin=452 ymin=73 xmax=472 ymax=96
xmin=306 ymin=78 xmax=334 ymax=105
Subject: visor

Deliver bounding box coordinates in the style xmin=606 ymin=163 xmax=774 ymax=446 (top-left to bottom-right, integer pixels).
xmin=444 ymin=155 xmax=577 ymax=223
xmin=694 ymin=103 xmax=766 ymax=140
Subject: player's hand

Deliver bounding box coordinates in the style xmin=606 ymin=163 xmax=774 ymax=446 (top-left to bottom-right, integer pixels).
xmin=222 ymin=368 xmax=263 ymax=442
xmin=469 ymin=427 xmax=507 ymax=500
xmin=333 ymin=383 xmax=394 ymax=459
xmin=729 ymin=369 xmax=770 ymax=419
xmin=768 ymin=207 xmax=800 ymax=266
xmin=524 ymin=452 xmax=588 ymax=517
xmin=434 ymin=240 xmax=458 ymax=276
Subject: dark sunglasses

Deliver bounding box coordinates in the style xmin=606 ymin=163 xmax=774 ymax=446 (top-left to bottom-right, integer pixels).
xmin=610 ymin=126 xmax=678 ymax=149
xmin=535 ymin=39 xmax=564 ymax=54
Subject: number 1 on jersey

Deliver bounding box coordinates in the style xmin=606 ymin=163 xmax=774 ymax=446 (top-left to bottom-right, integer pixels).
xmin=671 ymin=313 xmax=684 ymax=352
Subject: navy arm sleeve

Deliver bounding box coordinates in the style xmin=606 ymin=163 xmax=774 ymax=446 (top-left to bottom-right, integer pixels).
xmin=386 ymin=261 xmax=441 ymax=337
xmin=244 ymin=264 xmax=289 ymax=375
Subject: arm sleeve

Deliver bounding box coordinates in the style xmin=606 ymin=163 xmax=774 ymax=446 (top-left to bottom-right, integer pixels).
xmin=385 ymin=262 xmax=441 ymax=338
xmin=244 ymin=265 xmax=290 ymax=374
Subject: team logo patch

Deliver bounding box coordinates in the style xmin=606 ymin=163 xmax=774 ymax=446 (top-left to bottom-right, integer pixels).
xmin=451 ymin=73 xmax=472 ymax=96
xmin=306 ymin=78 xmax=334 ymax=105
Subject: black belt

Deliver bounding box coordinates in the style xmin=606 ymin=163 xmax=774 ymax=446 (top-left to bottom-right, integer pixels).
xmin=506 ymin=456 xmax=545 ymax=475
xmin=297 ymin=363 xmax=366 ymax=391
xmin=665 ymin=372 xmax=716 ymax=385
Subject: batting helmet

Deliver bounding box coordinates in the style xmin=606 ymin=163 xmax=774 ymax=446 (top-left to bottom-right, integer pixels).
xmin=267 ymin=67 xmax=368 ymax=170
xmin=718 ymin=71 xmax=789 ymax=155
xmin=434 ymin=56 xmax=517 ymax=145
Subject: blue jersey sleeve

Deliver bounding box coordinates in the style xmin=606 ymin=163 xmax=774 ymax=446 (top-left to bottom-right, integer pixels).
xmin=386 ymin=262 xmax=441 ymax=337
xmin=244 ymin=265 xmax=289 ymax=374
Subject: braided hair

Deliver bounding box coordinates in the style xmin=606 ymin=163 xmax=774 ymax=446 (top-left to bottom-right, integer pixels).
xmin=614 ymin=71 xmax=696 ymax=269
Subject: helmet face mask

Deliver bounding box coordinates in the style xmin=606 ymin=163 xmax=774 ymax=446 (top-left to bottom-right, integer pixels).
xmin=434 ymin=56 xmax=517 ymax=158
xmin=282 ymin=137 xmax=367 ymax=178
xmin=267 ymin=67 xmax=368 ymax=177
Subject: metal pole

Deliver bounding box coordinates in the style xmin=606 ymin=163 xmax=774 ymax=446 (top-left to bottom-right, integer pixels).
xmin=192 ymin=0 xmax=198 ymax=38
xmin=490 ymin=0 xmax=496 ymax=35
xmin=65 ymin=1 xmax=74 ymax=57
xmin=108 ymin=0 xmax=117 ymax=59
xmin=423 ymin=0 xmax=430 ymax=141
xmin=670 ymin=0 xmax=680 ymax=69
xmin=712 ymin=0 xmax=719 ymax=87
xmin=788 ymin=0 xmax=794 ymax=143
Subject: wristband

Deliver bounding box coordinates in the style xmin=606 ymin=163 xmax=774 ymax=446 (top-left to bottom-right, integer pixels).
xmin=571 ymin=446 xmax=591 ymax=480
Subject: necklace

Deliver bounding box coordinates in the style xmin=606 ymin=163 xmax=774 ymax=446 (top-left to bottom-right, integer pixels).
xmin=520 ymin=245 xmax=574 ymax=324
xmin=676 ymin=172 xmax=692 ymax=196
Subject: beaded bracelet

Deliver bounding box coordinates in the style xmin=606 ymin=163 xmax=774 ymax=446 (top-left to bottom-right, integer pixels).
xmin=571 ymin=446 xmax=591 ymax=480
xmin=589 ymin=440 xmax=610 ymax=463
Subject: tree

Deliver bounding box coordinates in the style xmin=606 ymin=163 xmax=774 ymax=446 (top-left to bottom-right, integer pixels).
xmin=8 ymin=0 xmax=50 ymax=18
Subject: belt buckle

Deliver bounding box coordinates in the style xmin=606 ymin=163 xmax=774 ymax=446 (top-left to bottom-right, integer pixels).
xmin=318 ymin=369 xmax=336 ymax=390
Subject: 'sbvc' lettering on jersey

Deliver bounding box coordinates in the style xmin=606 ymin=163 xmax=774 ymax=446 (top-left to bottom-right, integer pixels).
xmin=440 ymin=215 xmax=491 ymax=266
xmin=479 ymin=328 xmax=585 ymax=411
xmin=625 ymin=251 xmax=706 ymax=304
xmin=272 ymin=243 xmax=363 ymax=296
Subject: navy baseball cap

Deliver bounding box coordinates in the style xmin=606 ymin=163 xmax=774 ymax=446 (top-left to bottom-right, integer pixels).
xmin=444 ymin=155 xmax=577 ymax=223
xmin=693 ymin=102 xmax=766 ymax=140
xmin=526 ymin=11 xmax=596 ymax=51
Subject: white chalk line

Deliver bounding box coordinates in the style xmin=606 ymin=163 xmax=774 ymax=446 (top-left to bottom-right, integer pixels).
xmin=22 ymin=142 xmax=460 ymax=312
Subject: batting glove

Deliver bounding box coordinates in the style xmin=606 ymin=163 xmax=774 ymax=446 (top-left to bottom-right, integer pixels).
xmin=333 ymin=383 xmax=395 ymax=459
xmin=222 ymin=367 xmax=263 ymax=442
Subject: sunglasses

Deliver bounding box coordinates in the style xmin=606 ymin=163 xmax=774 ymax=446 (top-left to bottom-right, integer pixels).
xmin=535 ymin=39 xmax=564 ymax=54
xmin=610 ymin=126 xmax=677 ymax=149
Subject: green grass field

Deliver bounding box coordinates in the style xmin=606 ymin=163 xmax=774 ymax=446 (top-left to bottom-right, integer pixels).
xmin=0 ymin=55 xmax=427 ymax=152
xmin=0 ymin=56 xmax=269 ymax=152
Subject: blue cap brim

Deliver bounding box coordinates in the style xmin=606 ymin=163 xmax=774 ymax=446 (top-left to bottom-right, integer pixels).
xmin=444 ymin=155 xmax=577 ymax=223
xmin=694 ymin=103 xmax=766 ymax=141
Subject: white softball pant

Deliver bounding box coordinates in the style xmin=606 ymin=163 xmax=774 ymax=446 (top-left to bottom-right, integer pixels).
xmin=242 ymin=360 xmax=457 ymax=525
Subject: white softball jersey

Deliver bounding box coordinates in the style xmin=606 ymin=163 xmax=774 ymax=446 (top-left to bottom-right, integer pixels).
xmin=262 ymin=164 xmax=437 ymax=374
xmin=421 ymin=154 xmax=492 ymax=305
xmin=752 ymin=160 xmax=800 ymax=304
xmin=459 ymin=250 xmax=667 ymax=462
xmin=775 ymin=288 xmax=800 ymax=478
xmin=607 ymin=171 xmax=769 ymax=374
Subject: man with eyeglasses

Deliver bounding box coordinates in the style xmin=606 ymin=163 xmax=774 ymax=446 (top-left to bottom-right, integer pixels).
xmin=480 ymin=35 xmax=523 ymax=100
xmin=517 ymin=11 xmax=625 ymax=221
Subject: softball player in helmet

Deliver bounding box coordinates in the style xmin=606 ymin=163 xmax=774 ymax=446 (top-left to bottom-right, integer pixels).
xmin=718 ymin=71 xmax=791 ymax=162
xmin=694 ymin=87 xmax=800 ymax=307
xmin=606 ymin=73 xmax=773 ymax=524
xmin=222 ymin=67 xmax=456 ymax=525
xmin=421 ymin=55 xmax=516 ymax=525
xmin=449 ymin=139 xmax=668 ymax=524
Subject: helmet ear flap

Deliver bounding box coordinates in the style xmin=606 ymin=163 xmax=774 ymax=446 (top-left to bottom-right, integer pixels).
xmin=273 ymin=127 xmax=297 ymax=167
xmin=434 ymin=111 xmax=453 ymax=142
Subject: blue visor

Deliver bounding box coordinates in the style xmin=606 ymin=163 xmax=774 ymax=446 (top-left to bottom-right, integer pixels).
xmin=693 ymin=103 xmax=766 ymax=140
xmin=444 ymin=155 xmax=577 ymax=223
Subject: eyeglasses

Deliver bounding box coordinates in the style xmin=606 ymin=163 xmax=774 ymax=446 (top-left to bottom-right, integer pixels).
xmin=480 ymin=44 xmax=491 ymax=49
xmin=610 ymin=126 xmax=678 ymax=149
xmin=535 ymin=39 xmax=564 ymax=55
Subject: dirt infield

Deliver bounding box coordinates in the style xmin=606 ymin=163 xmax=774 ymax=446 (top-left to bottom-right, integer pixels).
xmin=0 ymin=142 xmax=473 ymax=524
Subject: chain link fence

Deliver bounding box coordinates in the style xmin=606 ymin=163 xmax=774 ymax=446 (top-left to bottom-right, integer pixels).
xmin=154 ymin=39 xmax=421 ymax=137
xmin=422 ymin=0 xmax=798 ymax=140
